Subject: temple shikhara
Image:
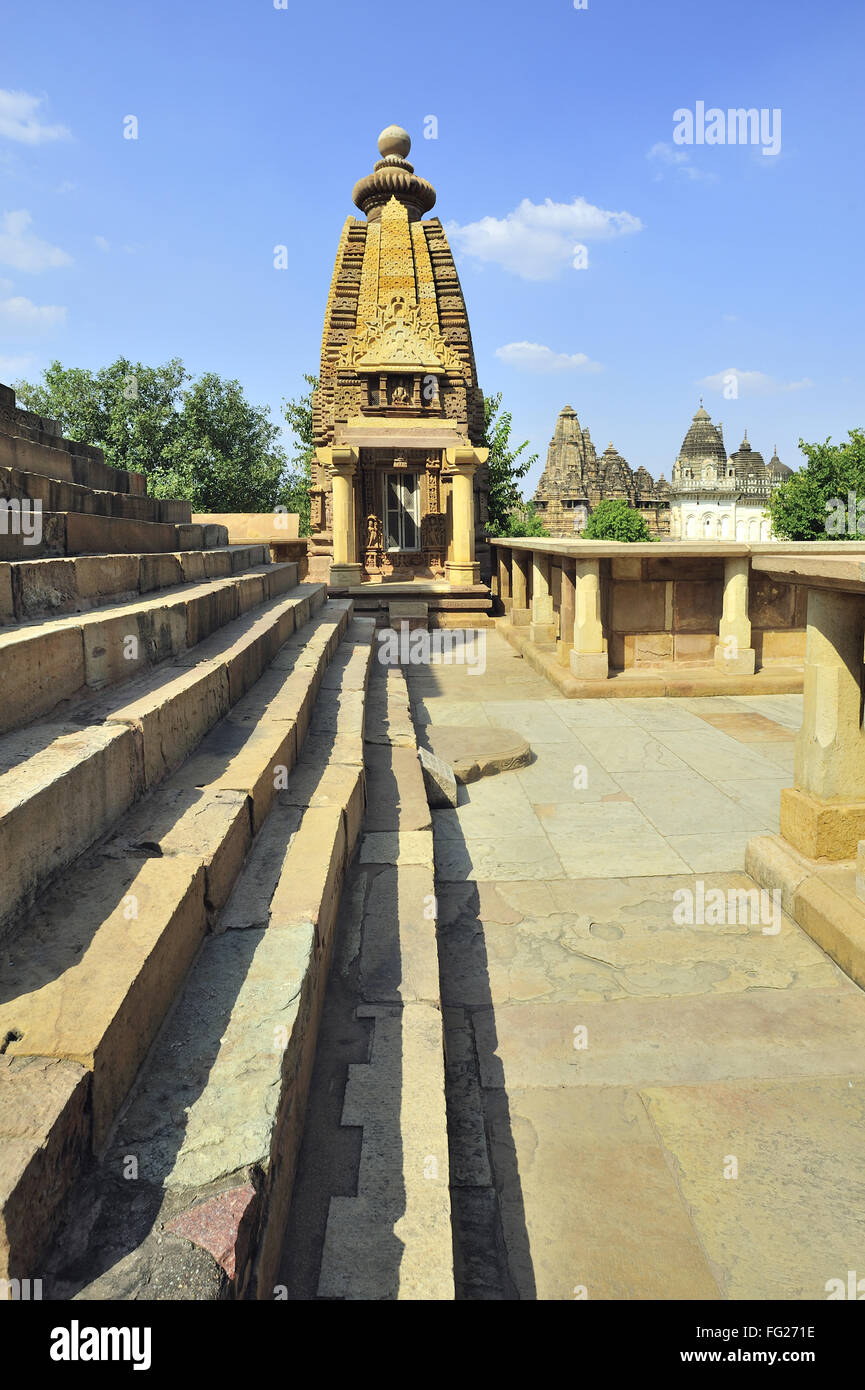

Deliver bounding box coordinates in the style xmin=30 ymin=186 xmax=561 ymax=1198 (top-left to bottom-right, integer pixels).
xmin=308 ymin=125 xmax=491 ymax=622
xmin=532 ymin=404 xmax=671 ymax=537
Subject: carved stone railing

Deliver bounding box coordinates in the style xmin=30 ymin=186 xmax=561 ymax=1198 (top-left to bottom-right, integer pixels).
xmin=490 ymin=539 xmax=865 ymax=683
xmin=746 ymin=554 xmax=865 ymax=862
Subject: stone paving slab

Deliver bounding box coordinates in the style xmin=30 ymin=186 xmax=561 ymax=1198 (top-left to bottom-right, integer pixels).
xmin=489 ymin=1085 xmax=720 ymax=1301
xmin=473 ymin=987 xmax=865 ymax=1091
xmin=642 ymin=1075 xmax=865 ymax=1300
xmin=403 ymin=637 xmax=863 ymax=1300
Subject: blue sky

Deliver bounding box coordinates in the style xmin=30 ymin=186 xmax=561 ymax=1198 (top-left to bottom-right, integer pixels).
xmin=1 ymin=0 xmax=863 ymax=491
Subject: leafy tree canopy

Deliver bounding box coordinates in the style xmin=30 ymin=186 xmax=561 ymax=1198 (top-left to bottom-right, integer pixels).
xmin=766 ymin=430 xmax=865 ymax=541
xmin=16 ymin=357 xmax=290 ymax=514
xmin=583 ymin=498 xmax=654 ymax=542
xmin=482 ymin=392 xmax=542 ymax=535
xmin=281 ymin=374 xmax=317 ymax=536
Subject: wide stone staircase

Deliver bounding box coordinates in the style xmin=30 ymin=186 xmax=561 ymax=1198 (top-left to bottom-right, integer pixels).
xmin=0 ymin=388 xmax=373 ymax=1296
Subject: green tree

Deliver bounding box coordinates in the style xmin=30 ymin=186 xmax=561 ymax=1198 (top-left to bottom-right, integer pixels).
xmin=16 ymin=357 xmax=186 ymax=474
xmin=281 ymin=374 xmax=317 ymax=536
xmin=150 ymin=373 xmax=287 ymax=513
xmin=482 ymin=392 xmax=541 ymax=535
xmin=767 ymin=430 xmax=865 ymax=540
xmin=15 ymin=357 xmax=288 ymax=513
xmin=493 ymin=499 xmax=549 ymax=538
xmin=583 ymin=498 xmax=654 ymax=542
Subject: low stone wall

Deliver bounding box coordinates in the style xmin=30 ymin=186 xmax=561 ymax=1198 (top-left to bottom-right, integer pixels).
xmin=597 ymin=554 xmax=806 ymax=671
xmin=490 ymin=541 xmax=846 ymax=680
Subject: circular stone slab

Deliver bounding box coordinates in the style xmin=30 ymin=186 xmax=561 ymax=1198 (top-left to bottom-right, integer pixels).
xmin=422 ymin=726 xmax=532 ymax=784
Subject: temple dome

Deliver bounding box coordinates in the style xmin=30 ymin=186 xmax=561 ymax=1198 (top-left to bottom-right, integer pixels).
xmin=728 ymin=430 xmax=767 ymax=476
xmin=677 ymin=402 xmax=727 ymax=469
xmin=766 ymin=446 xmax=793 ymax=480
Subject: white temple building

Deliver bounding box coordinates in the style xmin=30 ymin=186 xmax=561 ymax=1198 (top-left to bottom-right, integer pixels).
xmin=668 ymin=403 xmax=792 ymax=541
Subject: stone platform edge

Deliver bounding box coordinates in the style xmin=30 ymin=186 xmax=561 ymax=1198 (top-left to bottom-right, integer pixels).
xmin=497 ymin=617 xmax=805 ymax=699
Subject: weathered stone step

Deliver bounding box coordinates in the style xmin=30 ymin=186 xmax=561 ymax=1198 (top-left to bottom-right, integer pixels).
xmin=26 ymin=617 xmax=376 ymax=1299
xmin=1 ymin=463 xmax=189 ymax=525
xmin=0 ymin=425 xmax=146 ymax=496
xmin=0 ymin=511 xmax=228 ymax=561
xmin=0 ymin=583 xmax=326 ymax=937
xmin=0 ymin=606 xmax=365 ymax=1286
xmin=0 ymin=562 xmax=299 ymax=734
xmin=0 ymin=543 xmax=270 ymax=624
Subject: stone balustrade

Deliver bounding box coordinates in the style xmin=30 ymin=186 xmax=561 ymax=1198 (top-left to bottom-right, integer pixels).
xmin=747 ymin=553 xmax=865 ymax=862
xmin=491 ymin=539 xmax=865 ymax=680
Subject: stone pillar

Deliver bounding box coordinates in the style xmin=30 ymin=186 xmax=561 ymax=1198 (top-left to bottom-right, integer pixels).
xmin=329 ymin=447 xmax=362 ymax=587
xmin=570 ymin=559 xmax=608 ymax=680
xmin=497 ymin=548 xmax=512 ymax=611
xmin=558 ymin=558 xmax=576 ymax=665
xmin=510 ymin=549 xmax=530 ymax=626
xmin=529 ymin=550 xmax=556 ymax=644
xmin=781 ymin=589 xmax=865 ymax=859
xmin=445 ymin=447 xmax=486 ymax=586
xmin=714 ymin=557 xmax=756 ymax=674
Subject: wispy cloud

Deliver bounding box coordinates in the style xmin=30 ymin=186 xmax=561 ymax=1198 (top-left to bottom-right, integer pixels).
xmin=0 ymin=210 xmax=72 ymax=271
xmin=0 ymin=352 xmax=35 ymax=377
xmin=447 ymin=196 xmax=642 ymax=281
xmin=647 ymin=142 xmax=717 ymax=183
xmin=495 ymin=342 xmax=603 ymax=373
xmin=0 ymin=295 xmax=67 ymax=331
xmin=0 ymin=90 xmax=70 ymax=144
xmin=94 ymin=235 xmax=111 ymax=252
xmin=700 ymin=366 xmax=813 ymax=396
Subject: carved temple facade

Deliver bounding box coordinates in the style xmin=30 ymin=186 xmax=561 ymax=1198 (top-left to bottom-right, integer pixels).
xmin=307 ymin=125 xmax=491 ymax=607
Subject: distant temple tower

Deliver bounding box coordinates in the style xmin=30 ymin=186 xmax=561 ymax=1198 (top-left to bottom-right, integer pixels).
xmin=533 ymin=404 xmax=670 ymax=536
xmin=668 ymin=402 xmax=791 ymax=540
xmin=308 ymin=124 xmax=490 ymax=605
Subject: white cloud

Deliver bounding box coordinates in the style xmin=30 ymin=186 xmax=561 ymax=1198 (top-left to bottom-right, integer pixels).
xmin=0 ymin=210 xmax=72 ymax=271
xmin=0 ymin=90 xmax=70 ymax=144
xmin=647 ymin=142 xmax=717 ymax=183
xmin=495 ymin=342 xmax=603 ymax=373
xmin=446 ymin=196 xmax=642 ymax=281
xmin=0 ymin=295 xmax=67 ymax=331
xmin=94 ymin=235 xmax=111 ymax=252
xmin=700 ymin=367 xmax=813 ymax=396
xmin=0 ymin=353 xmax=35 ymax=378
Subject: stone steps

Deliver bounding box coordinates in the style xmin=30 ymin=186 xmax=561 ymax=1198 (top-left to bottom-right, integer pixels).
xmin=0 ymin=561 xmax=299 ymax=734
xmin=0 ymin=582 xmax=327 ymax=938
xmin=0 ymin=542 xmax=270 ymax=624
xmin=1 ymin=462 xmax=190 ymax=525
xmin=0 ymin=511 xmax=229 ymax=561
xmin=0 ymin=606 xmax=367 ymax=1289
xmin=0 ymin=424 xmax=146 ymax=496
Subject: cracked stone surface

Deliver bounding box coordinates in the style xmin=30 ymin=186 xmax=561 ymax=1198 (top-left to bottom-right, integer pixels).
xmin=404 ymin=632 xmax=865 ymax=1300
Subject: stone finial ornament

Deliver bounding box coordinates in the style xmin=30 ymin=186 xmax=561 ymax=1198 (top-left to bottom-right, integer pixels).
xmin=377 ymin=124 xmax=412 ymax=161
xmin=352 ymin=122 xmax=436 ymax=220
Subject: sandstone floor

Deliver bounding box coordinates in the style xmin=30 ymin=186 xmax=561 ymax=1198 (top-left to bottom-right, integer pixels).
xmin=407 ymin=632 xmax=865 ymax=1300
